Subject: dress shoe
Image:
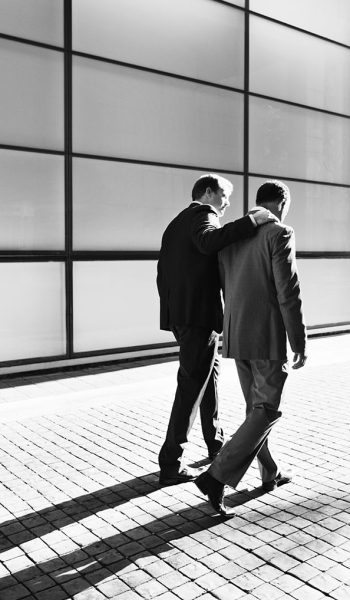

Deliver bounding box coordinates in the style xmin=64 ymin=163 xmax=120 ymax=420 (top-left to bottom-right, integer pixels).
xmin=159 ymin=466 xmax=202 ymax=486
xmin=262 ymin=471 xmax=293 ymax=492
xmin=195 ymin=471 xmax=234 ymax=517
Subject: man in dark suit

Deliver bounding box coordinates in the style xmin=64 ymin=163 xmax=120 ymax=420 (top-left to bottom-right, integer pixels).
xmin=195 ymin=180 xmax=307 ymax=514
xmin=157 ymin=174 xmax=275 ymax=486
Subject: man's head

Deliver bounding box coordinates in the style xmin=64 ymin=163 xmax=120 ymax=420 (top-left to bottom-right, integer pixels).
xmin=192 ymin=174 xmax=233 ymax=217
xmin=256 ymin=180 xmax=291 ymax=222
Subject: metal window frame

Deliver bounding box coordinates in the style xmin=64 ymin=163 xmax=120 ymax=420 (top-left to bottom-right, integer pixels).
xmin=0 ymin=0 xmax=349 ymax=369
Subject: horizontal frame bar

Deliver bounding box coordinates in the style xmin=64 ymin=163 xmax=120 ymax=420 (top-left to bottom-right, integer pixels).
xmin=249 ymin=91 xmax=350 ymax=121
xmin=72 ymin=50 xmax=243 ymax=94
xmin=0 ymin=32 xmax=63 ymax=51
xmin=248 ymin=9 xmax=350 ymax=51
xmin=1 ymin=251 xmax=350 ymax=262
xmin=2 ymin=146 xmax=350 ymax=190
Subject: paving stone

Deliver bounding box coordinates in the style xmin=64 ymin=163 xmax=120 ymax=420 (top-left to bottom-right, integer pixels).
xmin=171 ymin=581 xmax=203 ymax=600
xmin=157 ymin=570 xmax=189 ymax=588
xmin=330 ymin=585 xmax=350 ymax=600
xmin=290 ymin=585 xmax=326 ymax=600
xmin=0 ymin=584 xmax=32 ymax=599
xmin=35 ymin=589 xmax=67 ymax=600
xmin=232 ymin=572 xmax=263 ymax=592
xmin=212 ymin=583 xmax=246 ymax=599
xmin=119 ymin=569 xmax=152 ymax=588
xmin=309 ymin=573 xmax=344 ymax=593
xmin=250 ymin=582 xmax=284 ymax=600
xmin=0 ymin=338 xmax=349 ymax=600
xmin=135 ymin=579 xmax=168 ymax=599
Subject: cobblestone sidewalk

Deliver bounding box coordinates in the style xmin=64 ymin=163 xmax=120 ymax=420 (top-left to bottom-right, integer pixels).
xmin=0 ymin=335 xmax=350 ymax=600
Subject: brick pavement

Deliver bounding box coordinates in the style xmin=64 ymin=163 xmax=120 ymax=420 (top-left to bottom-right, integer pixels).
xmin=0 ymin=334 xmax=349 ymax=600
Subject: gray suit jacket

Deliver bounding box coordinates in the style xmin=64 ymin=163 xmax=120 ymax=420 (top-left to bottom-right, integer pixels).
xmin=218 ymin=220 xmax=306 ymax=360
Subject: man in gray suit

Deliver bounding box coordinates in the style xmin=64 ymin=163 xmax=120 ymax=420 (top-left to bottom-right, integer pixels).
xmin=195 ymin=180 xmax=307 ymax=515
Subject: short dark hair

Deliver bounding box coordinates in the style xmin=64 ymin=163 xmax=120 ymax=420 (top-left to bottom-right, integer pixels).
xmin=256 ymin=180 xmax=290 ymax=206
xmin=192 ymin=174 xmax=233 ymax=201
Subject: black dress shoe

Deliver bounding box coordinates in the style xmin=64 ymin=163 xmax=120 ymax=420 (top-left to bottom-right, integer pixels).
xmin=159 ymin=466 xmax=202 ymax=486
xmin=262 ymin=471 xmax=293 ymax=492
xmin=195 ymin=472 xmax=234 ymax=517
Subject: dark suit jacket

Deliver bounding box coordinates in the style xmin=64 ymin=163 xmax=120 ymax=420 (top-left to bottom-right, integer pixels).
xmin=157 ymin=202 xmax=256 ymax=333
xmin=218 ymin=220 xmax=307 ymax=359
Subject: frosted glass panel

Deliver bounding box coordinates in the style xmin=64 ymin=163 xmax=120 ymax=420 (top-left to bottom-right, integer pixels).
xmin=73 ymin=58 xmax=243 ymax=170
xmin=0 ymin=0 xmax=63 ymax=46
xmin=73 ymin=261 xmax=172 ymax=351
xmin=0 ymin=262 xmax=66 ymax=361
xmin=250 ymin=17 xmax=350 ymax=115
xmin=0 ymin=39 xmax=64 ymax=150
xmin=250 ymin=0 xmax=350 ymax=46
xmin=249 ymin=178 xmax=350 ymax=252
xmin=249 ymin=97 xmax=350 ymax=185
xmin=0 ymin=150 xmax=65 ymax=250
xmin=298 ymin=260 xmax=350 ymax=326
xmin=73 ymin=0 xmax=244 ymax=88
xmin=73 ymin=158 xmax=244 ymax=250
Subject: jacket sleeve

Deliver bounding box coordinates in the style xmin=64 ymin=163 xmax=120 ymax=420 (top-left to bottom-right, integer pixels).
xmin=190 ymin=207 xmax=256 ymax=255
xmin=218 ymin=251 xmax=226 ymax=299
xmin=272 ymin=227 xmax=307 ymax=354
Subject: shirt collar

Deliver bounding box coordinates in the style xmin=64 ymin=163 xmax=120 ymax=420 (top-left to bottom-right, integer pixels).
xmin=191 ymin=200 xmax=219 ymax=217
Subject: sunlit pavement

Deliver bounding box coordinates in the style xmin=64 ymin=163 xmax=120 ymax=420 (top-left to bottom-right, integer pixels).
xmin=0 ymin=334 xmax=349 ymax=600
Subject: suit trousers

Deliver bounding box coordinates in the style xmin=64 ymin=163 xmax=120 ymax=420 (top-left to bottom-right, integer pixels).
xmin=209 ymin=359 xmax=289 ymax=488
xmin=159 ymin=325 xmax=224 ymax=475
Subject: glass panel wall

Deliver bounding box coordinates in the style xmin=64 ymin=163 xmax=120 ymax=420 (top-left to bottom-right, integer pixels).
xmin=73 ymin=261 xmax=172 ymax=351
xmin=0 ymin=262 xmax=66 ymax=361
xmin=0 ymin=0 xmax=349 ymax=370
xmin=0 ymin=0 xmax=63 ymax=46
xmin=0 ymin=150 xmax=65 ymax=250
xmin=73 ymin=58 xmax=243 ymax=169
xmin=0 ymin=39 xmax=64 ymax=150
xmin=250 ymin=0 xmax=350 ymax=46
xmin=249 ymin=97 xmax=350 ymax=184
xmin=250 ymin=16 xmax=350 ymax=115
xmin=298 ymin=259 xmax=350 ymax=326
xmin=73 ymin=158 xmax=244 ymax=250
xmin=73 ymin=0 xmax=244 ymax=88
xmin=249 ymin=178 xmax=350 ymax=252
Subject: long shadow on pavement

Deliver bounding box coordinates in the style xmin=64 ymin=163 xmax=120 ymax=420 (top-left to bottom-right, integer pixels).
xmin=0 ymin=478 xmax=266 ymax=598
xmin=0 ymin=473 xmax=160 ymax=553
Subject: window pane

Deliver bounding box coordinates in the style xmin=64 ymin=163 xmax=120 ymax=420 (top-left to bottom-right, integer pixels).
xmin=250 ymin=17 xmax=350 ymax=115
xmin=73 ymin=261 xmax=172 ymax=351
xmin=0 ymin=39 xmax=64 ymax=150
xmin=298 ymin=259 xmax=350 ymax=326
xmin=250 ymin=0 xmax=350 ymax=46
xmin=0 ymin=262 xmax=66 ymax=362
xmin=73 ymin=57 xmax=243 ymax=171
xmin=73 ymin=0 xmax=244 ymax=88
xmin=249 ymin=178 xmax=350 ymax=252
xmin=0 ymin=150 xmax=65 ymax=250
xmin=73 ymin=158 xmax=244 ymax=250
xmin=249 ymin=97 xmax=350 ymax=185
xmin=0 ymin=0 xmax=63 ymax=46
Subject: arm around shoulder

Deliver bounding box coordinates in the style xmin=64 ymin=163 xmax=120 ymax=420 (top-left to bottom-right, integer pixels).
xmin=191 ymin=207 xmax=255 ymax=255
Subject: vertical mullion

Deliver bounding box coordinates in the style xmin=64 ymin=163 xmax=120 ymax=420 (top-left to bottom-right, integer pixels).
xmin=64 ymin=0 xmax=73 ymax=357
xmin=243 ymin=0 xmax=250 ymax=214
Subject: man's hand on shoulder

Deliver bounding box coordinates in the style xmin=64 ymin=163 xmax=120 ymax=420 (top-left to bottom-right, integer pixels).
xmin=292 ymin=352 xmax=307 ymax=369
xmin=248 ymin=207 xmax=278 ymax=226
